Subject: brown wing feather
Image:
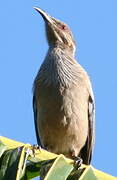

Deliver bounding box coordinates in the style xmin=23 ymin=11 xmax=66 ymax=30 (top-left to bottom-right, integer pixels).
xmin=33 ymin=95 xmax=42 ymax=146
xmin=80 ymin=95 xmax=95 ymax=165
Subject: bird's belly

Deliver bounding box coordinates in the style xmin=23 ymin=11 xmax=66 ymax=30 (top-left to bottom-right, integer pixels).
xmin=37 ymin=85 xmax=89 ymax=158
xmin=38 ymin=113 xmax=88 ymax=157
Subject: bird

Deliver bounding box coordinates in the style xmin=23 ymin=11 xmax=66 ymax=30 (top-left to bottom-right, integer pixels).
xmin=33 ymin=7 xmax=95 ymax=165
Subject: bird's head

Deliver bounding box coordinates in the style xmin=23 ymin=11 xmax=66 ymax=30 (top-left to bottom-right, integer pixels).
xmin=34 ymin=7 xmax=76 ymax=55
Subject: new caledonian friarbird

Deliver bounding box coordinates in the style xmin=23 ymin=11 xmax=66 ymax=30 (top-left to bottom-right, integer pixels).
xmin=33 ymin=7 xmax=95 ymax=165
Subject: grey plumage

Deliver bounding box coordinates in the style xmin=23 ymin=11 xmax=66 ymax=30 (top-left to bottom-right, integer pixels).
xmin=33 ymin=7 xmax=95 ymax=165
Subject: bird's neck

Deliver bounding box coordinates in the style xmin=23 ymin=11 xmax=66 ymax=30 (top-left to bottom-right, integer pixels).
xmin=49 ymin=43 xmax=75 ymax=59
xmin=39 ymin=45 xmax=79 ymax=87
xmin=35 ymin=45 xmax=79 ymax=88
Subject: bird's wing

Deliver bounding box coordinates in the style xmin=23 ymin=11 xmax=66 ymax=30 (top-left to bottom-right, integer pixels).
xmin=33 ymin=95 xmax=42 ymax=146
xmin=80 ymin=89 xmax=95 ymax=165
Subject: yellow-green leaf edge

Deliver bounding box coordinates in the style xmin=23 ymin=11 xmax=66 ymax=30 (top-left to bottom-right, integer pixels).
xmin=0 ymin=136 xmax=116 ymax=180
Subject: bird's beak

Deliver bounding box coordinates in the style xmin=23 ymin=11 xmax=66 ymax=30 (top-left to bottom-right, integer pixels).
xmin=34 ymin=7 xmax=54 ymax=25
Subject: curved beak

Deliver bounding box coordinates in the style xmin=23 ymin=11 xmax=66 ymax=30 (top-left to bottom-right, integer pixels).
xmin=34 ymin=7 xmax=75 ymax=53
xmin=34 ymin=7 xmax=53 ymax=25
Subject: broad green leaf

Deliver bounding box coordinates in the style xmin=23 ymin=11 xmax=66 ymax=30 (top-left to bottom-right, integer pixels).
xmin=79 ymin=166 xmax=99 ymax=180
xmin=0 ymin=146 xmax=31 ymax=180
xmin=0 ymin=136 xmax=117 ymax=180
xmin=16 ymin=146 xmax=32 ymax=180
xmin=93 ymin=168 xmax=117 ymax=180
xmin=0 ymin=136 xmax=24 ymax=150
xmin=44 ymin=154 xmax=74 ymax=180
xmin=0 ymin=142 xmax=7 ymax=158
xmin=23 ymin=161 xmax=42 ymax=179
xmin=0 ymin=136 xmax=74 ymax=164
xmin=0 ymin=148 xmax=21 ymax=180
xmin=67 ymin=167 xmax=85 ymax=180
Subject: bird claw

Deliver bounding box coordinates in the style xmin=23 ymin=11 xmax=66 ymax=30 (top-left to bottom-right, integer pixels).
xmin=73 ymin=156 xmax=83 ymax=169
xmin=32 ymin=144 xmax=42 ymax=151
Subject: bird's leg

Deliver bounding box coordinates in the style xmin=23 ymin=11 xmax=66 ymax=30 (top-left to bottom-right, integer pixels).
xmin=70 ymin=149 xmax=83 ymax=169
xmin=32 ymin=144 xmax=41 ymax=149
xmin=73 ymin=156 xmax=83 ymax=169
xmin=32 ymin=144 xmax=42 ymax=155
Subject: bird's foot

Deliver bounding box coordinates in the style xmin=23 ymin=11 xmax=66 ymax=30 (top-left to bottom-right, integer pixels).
xmin=32 ymin=144 xmax=42 ymax=153
xmin=73 ymin=156 xmax=83 ymax=169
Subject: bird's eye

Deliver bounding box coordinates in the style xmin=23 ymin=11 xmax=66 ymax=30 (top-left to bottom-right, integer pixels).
xmin=62 ymin=25 xmax=66 ymax=30
xmin=60 ymin=25 xmax=68 ymax=30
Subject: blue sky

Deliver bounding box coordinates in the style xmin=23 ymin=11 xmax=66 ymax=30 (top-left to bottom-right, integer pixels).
xmin=0 ymin=0 xmax=117 ymax=177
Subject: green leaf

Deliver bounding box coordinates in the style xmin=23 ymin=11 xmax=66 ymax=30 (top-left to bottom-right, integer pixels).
xmin=79 ymin=166 xmax=99 ymax=180
xmin=0 ymin=142 xmax=7 ymax=158
xmin=22 ymin=161 xmax=42 ymax=179
xmin=0 ymin=136 xmax=25 ymax=150
xmin=0 ymin=148 xmax=20 ymax=180
xmin=67 ymin=168 xmax=85 ymax=180
xmin=0 ymin=137 xmax=116 ymax=180
xmin=0 ymin=146 xmax=31 ymax=180
xmin=16 ymin=146 xmax=32 ymax=180
xmin=44 ymin=154 xmax=74 ymax=180
xmin=93 ymin=167 xmax=117 ymax=180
